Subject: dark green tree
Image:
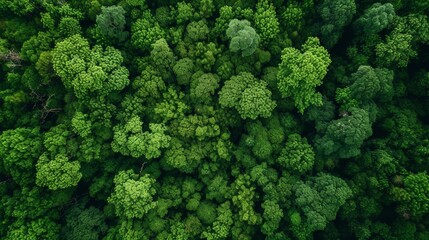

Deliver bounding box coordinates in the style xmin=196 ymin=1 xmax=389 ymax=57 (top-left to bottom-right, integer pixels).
xmin=293 ymin=173 xmax=352 ymax=233
xmin=354 ymin=3 xmax=395 ymax=35
xmin=319 ymin=0 xmax=356 ymax=48
xmin=96 ymin=5 xmax=128 ymax=42
xmin=315 ymin=108 xmax=372 ymax=158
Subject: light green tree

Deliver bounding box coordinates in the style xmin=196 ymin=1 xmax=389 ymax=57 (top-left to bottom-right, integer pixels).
xmin=277 ymin=37 xmax=331 ymax=113
xmin=254 ymin=0 xmax=280 ymax=45
xmin=108 ymin=170 xmax=157 ymax=219
xmin=219 ymin=72 xmax=276 ymax=119
xmin=36 ymin=153 xmax=82 ymax=190
xmin=111 ymin=116 xmax=171 ymax=159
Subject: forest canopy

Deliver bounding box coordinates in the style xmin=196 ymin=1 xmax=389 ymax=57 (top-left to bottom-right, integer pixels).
xmin=1 ymin=0 xmax=429 ymax=239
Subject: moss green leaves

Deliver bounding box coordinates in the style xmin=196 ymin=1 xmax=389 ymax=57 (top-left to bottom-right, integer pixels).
xmin=201 ymin=202 xmax=233 ymax=240
xmin=231 ymin=174 xmax=260 ymax=225
xmin=173 ymin=58 xmax=195 ymax=85
xmin=150 ymin=38 xmax=175 ymax=79
xmin=187 ymin=20 xmax=210 ymax=41
xmin=190 ymin=73 xmax=220 ymax=104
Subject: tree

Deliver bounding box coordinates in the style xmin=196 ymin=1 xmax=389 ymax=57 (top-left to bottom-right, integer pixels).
xmin=51 ymin=34 xmax=91 ymax=88
xmin=58 ymin=17 xmax=81 ymax=38
xmin=0 ymin=128 xmax=42 ymax=186
xmin=336 ymin=66 xmax=394 ymax=109
xmin=393 ymin=14 xmax=429 ymax=44
xmin=201 ymin=201 xmax=233 ymax=240
xmin=132 ymin=66 xmax=166 ymax=100
xmin=96 ymin=5 xmax=128 ymax=42
xmin=277 ymin=134 xmax=315 ymax=174
xmin=20 ymin=32 xmax=54 ymax=63
xmin=193 ymin=42 xmax=222 ymax=71
xmin=35 ymin=51 xmax=55 ymax=80
xmin=242 ymin=121 xmax=274 ymax=160
xmin=231 ymin=174 xmax=261 ymax=225
xmin=219 ymin=72 xmax=276 ymax=119
xmin=382 ymin=108 xmax=424 ymax=149
xmin=0 ymin=0 xmax=35 ymax=16
xmin=199 ymin=0 xmax=215 ymax=18
xmin=172 ymin=113 xmax=221 ymax=141
xmin=51 ymin=35 xmax=129 ymax=99
xmin=392 ymin=172 xmax=429 ymax=218
xmin=261 ymin=200 xmax=283 ymax=236
xmin=173 ymin=58 xmax=195 ymax=85
xmin=108 ymin=170 xmax=157 ymax=219
xmin=277 ymin=37 xmax=331 ymax=113
xmin=152 ymin=87 xmax=189 ymax=123
xmin=294 ymin=173 xmax=352 ymax=232
xmin=281 ymin=3 xmax=304 ymax=34
xmin=315 ymin=107 xmax=372 ymax=158
xmin=111 ymin=116 xmax=171 ymax=159
xmin=124 ymin=0 xmax=146 ymax=7
xmin=212 ymin=6 xmax=235 ymax=38
xmin=353 ymin=3 xmax=395 ymax=35
xmin=190 ymin=72 xmax=220 ymax=103
xmin=348 ymin=66 xmax=394 ymax=102
xmin=240 ymin=82 xmax=277 ymax=119
xmin=150 ymin=38 xmax=175 ymax=79
xmin=254 ymin=0 xmax=280 ymax=45
xmin=5 ymin=217 xmax=60 ymax=240
xmin=176 ymin=1 xmax=196 ymax=24
xmin=131 ymin=11 xmax=165 ymax=51
xmin=226 ymin=19 xmax=260 ymax=57
xmin=187 ymin=20 xmax=210 ymax=41
xmin=197 ymin=201 xmax=217 ymax=224
xmin=62 ymin=206 xmax=108 ymax=240
xmin=71 ymin=112 xmax=92 ymax=138
xmin=36 ymin=153 xmax=82 ymax=190
xmin=319 ymin=0 xmax=356 ymax=48
xmin=376 ymin=33 xmax=417 ymax=68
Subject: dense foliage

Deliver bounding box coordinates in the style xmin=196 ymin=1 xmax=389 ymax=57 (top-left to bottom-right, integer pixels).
xmin=1 ymin=0 xmax=428 ymax=239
